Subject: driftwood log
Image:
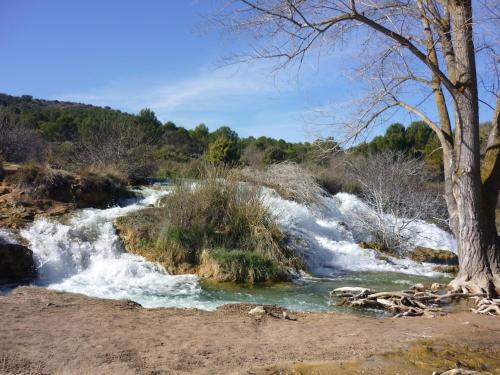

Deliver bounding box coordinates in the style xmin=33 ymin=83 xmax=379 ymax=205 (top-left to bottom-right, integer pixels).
xmin=329 ymin=284 xmax=500 ymax=317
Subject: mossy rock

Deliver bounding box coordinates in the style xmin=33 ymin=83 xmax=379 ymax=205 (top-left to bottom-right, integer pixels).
xmin=408 ymin=247 xmax=458 ymax=265
xmin=432 ymin=265 xmax=459 ymax=275
xmin=358 ymin=241 xmax=398 ymax=257
xmin=198 ymin=248 xmax=290 ymax=283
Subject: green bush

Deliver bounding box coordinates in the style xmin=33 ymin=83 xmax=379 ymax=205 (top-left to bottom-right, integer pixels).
xmin=262 ymin=146 xmax=286 ymax=164
xmin=116 ymin=165 xmax=301 ymax=282
xmin=205 ymin=137 xmax=241 ymax=164
xmin=209 ymin=248 xmax=281 ymax=282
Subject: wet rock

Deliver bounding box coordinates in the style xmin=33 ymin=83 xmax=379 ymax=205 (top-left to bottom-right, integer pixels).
xmin=0 ymin=243 xmax=37 ymax=282
xmin=408 ymin=247 xmax=458 ymax=265
xmin=73 ymin=174 xmax=131 ymax=208
xmin=410 ymin=283 xmax=425 ymax=291
xmin=432 ymin=265 xmax=459 ymax=275
xmin=430 ymin=282 xmax=448 ymax=292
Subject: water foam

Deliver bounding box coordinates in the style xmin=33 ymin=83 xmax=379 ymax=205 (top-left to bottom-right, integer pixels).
xmin=20 ymin=186 xmax=207 ymax=308
xmin=16 ymin=184 xmax=456 ymax=309
xmin=263 ymin=189 xmax=456 ymax=277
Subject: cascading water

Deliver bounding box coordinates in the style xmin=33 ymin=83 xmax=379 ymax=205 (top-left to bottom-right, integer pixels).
xmin=263 ymin=189 xmax=456 ymax=276
xmin=3 ymin=184 xmax=456 ymax=311
xmin=17 ymin=186 xmax=204 ymax=308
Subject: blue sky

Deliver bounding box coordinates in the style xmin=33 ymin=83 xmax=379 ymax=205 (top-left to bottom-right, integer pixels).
xmin=0 ymin=1 xmax=496 ymax=142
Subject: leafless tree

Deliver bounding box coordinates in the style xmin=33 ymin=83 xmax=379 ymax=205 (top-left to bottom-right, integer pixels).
xmin=75 ymin=117 xmax=157 ymax=181
xmin=348 ymin=151 xmax=446 ymax=254
xmin=0 ymin=110 xmax=46 ymax=162
xmin=215 ymin=0 xmax=500 ymax=295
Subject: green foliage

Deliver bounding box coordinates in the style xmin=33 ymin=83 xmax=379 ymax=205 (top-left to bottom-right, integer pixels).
xmin=205 ymin=137 xmax=241 ymax=164
xmin=423 ymin=132 xmax=443 ymax=175
xmin=116 ymin=166 xmax=300 ymax=282
xmin=384 ymin=123 xmax=408 ymax=152
xmin=209 ymin=248 xmax=281 ymax=282
xmin=406 ymin=121 xmax=432 ymax=156
xmin=262 ymin=146 xmax=287 ymax=164
xmin=352 ymin=121 xmax=444 ymax=177
xmin=210 ymin=126 xmax=239 ymax=142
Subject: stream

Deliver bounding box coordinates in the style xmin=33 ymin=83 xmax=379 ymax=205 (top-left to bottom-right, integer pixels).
xmin=2 ymin=184 xmax=455 ymax=312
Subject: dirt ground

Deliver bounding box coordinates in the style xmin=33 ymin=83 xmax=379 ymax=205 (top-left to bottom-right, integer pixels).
xmin=0 ymin=287 xmax=499 ymax=375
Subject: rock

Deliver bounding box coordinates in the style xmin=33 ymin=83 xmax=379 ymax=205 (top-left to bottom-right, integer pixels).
xmin=248 ymin=306 xmax=266 ymax=317
xmin=430 ymin=282 xmax=447 ymax=292
xmin=432 ymin=265 xmax=459 ymax=275
xmin=0 ymin=243 xmax=37 ymax=282
xmin=410 ymin=283 xmax=425 ymax=291
xmin=359 ymin=241 xmax=390 ymax=252
xmin=408 ymin=247 xmax=458 ymax=265
xmin=73 ymin=174 xmax=131 ymax=208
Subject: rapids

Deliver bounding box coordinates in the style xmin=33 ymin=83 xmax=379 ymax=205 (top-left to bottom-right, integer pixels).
xmin=1 ymin=184 xmax=456 ymax=311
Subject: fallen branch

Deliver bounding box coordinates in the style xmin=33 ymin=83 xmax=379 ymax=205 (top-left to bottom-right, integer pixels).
xmin=330 ymin=285 xmax=498 ymax=317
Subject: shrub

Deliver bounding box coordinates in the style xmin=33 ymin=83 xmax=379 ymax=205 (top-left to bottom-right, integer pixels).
xmin=159 ymin=167 xmax=294 ymax=263
xmin=0 ymin=110 xmax=46 ymax=163
xmin=347 ymin=151 xmax=447 ymax=255
xmin=208 ymin=248 xmax=282 ymax=282
xmin=205 ymin=137 xmax=241 ymax=164
xmin=116 ymin=165 xmax=301 ymax=281
xmin=262 ymin=146 xmax=287 ymax=164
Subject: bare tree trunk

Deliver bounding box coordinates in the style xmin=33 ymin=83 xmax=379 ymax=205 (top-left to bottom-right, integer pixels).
xmin=219 ymin=0 xmax=500 ymax=294
xmin=448 ymin=0 xmax=498 ymax=296
xmin=481 ymin=95 xmax=500 ymax=285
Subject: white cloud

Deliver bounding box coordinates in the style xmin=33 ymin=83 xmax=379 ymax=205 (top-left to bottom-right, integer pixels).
xmin=56 ymin=64 xmax=289 ymax=115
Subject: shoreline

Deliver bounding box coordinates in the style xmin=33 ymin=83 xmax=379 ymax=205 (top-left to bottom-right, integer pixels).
xmin=1 ymin=286 xmax=499 ymax=374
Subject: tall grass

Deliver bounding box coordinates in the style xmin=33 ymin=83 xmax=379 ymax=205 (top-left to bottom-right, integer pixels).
xmin=116 ymin=165 xmax=301 ymax=281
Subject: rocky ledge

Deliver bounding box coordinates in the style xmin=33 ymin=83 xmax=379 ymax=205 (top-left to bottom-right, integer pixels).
xmin=0 ymin=163 xmax=133 ymax=228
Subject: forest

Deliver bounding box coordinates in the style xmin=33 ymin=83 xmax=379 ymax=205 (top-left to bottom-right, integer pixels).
xmin=3 ymin=92 xmax=488 ymax=184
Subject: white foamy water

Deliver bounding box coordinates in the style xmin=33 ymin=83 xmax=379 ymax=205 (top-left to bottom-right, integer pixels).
xmin=263 ymin=190 xmax=456 ymax=277
xmin=0 ymin=228 xmax=18 ymax=245
xmin=15 ymin=184 xmax=456 ymax=310
xmin=19 ymin=186 xmax=209 ymax=308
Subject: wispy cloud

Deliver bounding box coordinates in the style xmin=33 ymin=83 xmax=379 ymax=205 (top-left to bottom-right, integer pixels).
xmin=57 ymin=64 xmax=288 ymax=114
xmin=54 ymin=61 xmax=344 ymax=141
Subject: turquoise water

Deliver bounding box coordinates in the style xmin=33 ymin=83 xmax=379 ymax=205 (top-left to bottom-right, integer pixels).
xmin=2 ymin=186 xmax=455 ymax=313
xmin=192 ymin=271 xmax=451 ymax=313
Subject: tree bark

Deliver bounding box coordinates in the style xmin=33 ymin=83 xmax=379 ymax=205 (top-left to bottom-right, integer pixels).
xmin=447 ymin=0 xmax=499 ymax=296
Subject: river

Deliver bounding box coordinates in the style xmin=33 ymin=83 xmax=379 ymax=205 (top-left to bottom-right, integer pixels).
xmin=2 ymin=183 xmax=455 ymax=311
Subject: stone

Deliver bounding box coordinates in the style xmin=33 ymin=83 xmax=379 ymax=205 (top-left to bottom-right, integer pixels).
xmin=430 ymin=282 xmax=446 ymax=292
xmin=432 ymin=265 xmax=459 ymax=275
xmin=248 ymin=306 xmax=266 ymax=317
xmin=408 ymin=247 xmax=458 ymax=265
xmin=0 ymin=243 xmax=37 ymax=282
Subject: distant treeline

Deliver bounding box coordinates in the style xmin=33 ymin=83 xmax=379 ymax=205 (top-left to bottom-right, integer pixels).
xmin=352 ymin=121 xmax=492 ymax=175
xmin=1 ymin=93 xmax=490 ymax=181
xmin=0 ymin=93 xmax=336 ymax=180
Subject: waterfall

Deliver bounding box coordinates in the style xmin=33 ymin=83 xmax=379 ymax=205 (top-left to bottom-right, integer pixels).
xmin=13 ymin=184 xmax=456 ymax=310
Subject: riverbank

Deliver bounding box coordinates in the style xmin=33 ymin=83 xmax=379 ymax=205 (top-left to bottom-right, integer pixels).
xmin=1 ymin=287 xmax=499 ymax=375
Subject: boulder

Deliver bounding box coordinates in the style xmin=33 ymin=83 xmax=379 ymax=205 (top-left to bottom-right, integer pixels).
xmin=408 ymin=247 xmax=458 ymax=265
xmin=0 ymin=243 xmax=37 ymax=282
xmin=430 ymin=282 xmax=448 ymax=292
xmin=73 ymin=174 xmax=131 ymax=208
xmin=432 ymin=265 xmax=459 ymax=275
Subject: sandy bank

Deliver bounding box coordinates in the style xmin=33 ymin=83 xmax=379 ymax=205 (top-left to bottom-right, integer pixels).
xmin=0 ymin=287 xmax=499 ymax=374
